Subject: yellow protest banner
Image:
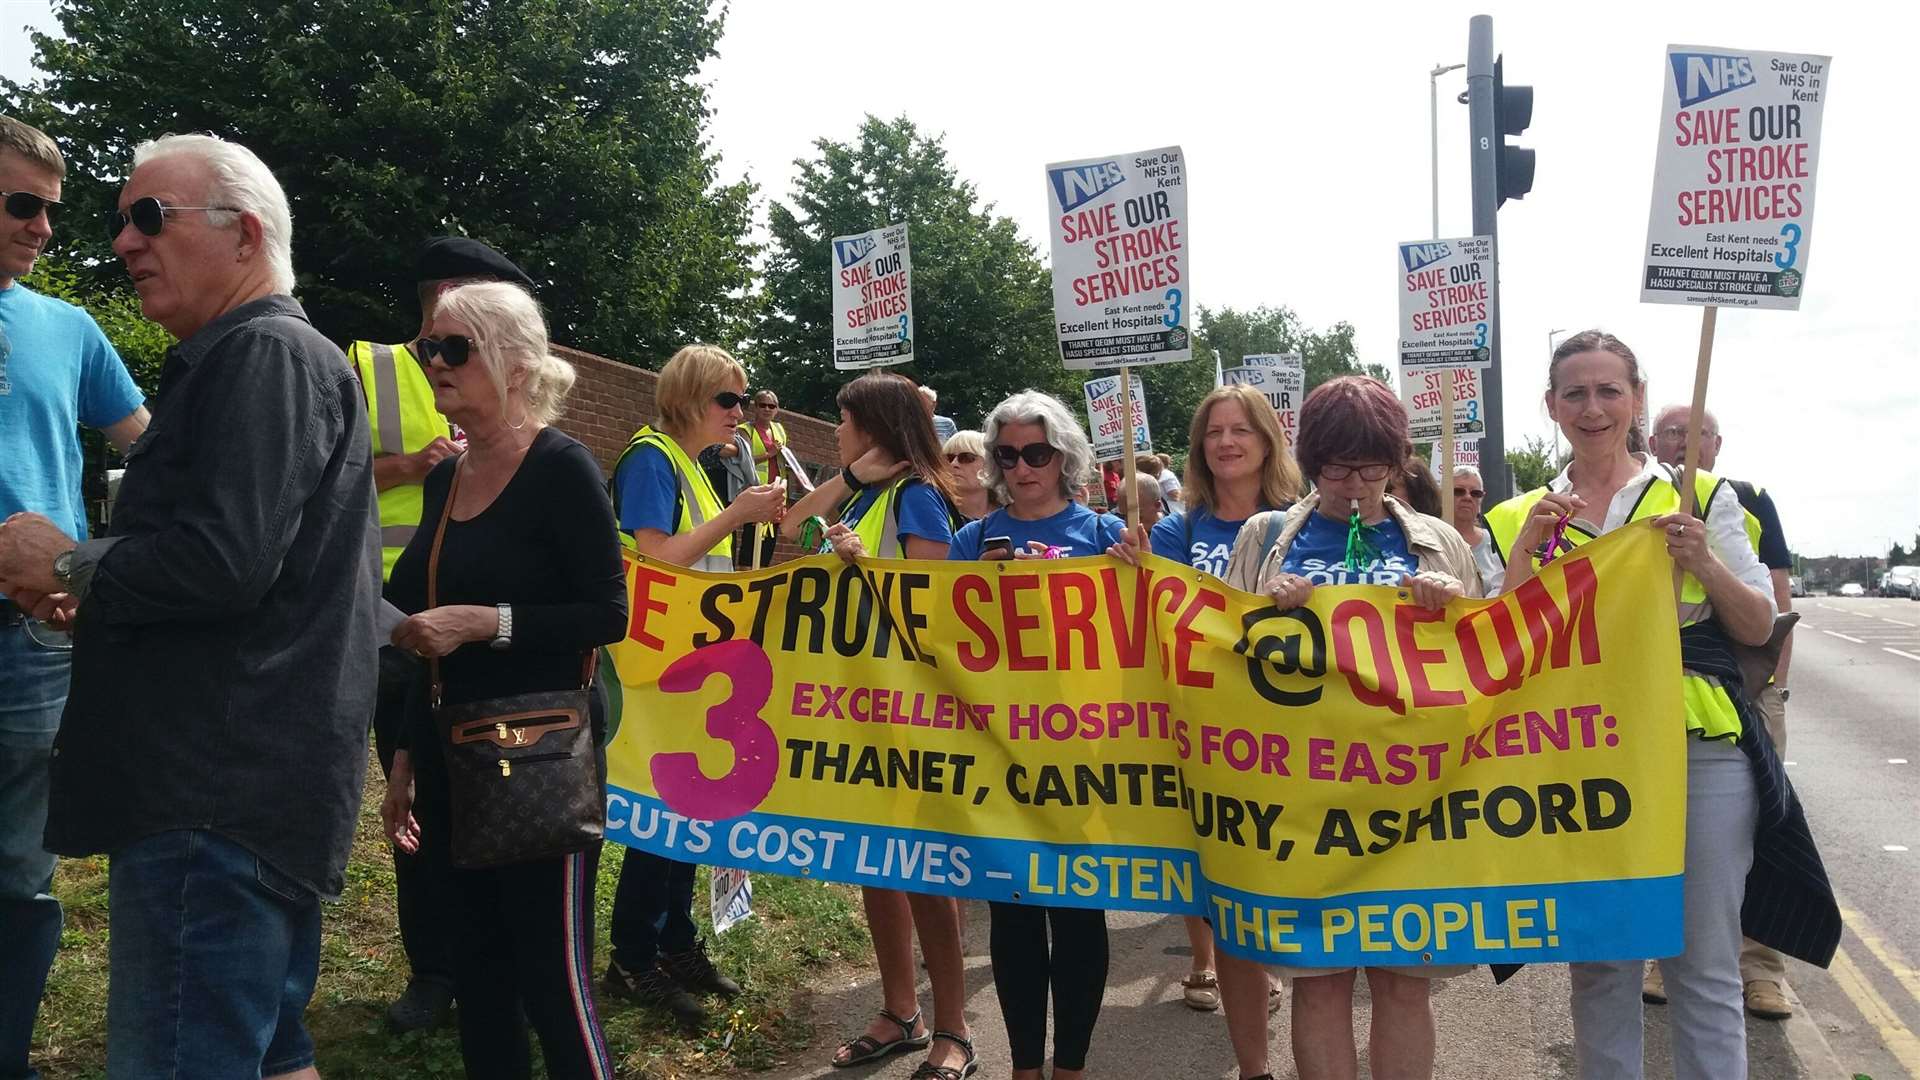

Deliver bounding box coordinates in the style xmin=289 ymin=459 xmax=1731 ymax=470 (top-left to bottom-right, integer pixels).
xmin=605 ymin=523 xmax=1685 ymax=966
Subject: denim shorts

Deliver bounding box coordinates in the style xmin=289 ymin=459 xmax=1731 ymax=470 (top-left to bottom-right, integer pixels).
xmin=107 ymin=829 xmax=322 ymax=1078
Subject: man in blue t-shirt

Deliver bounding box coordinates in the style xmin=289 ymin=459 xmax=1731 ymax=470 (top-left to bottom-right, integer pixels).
xmin=0 ymin=116 xmax=147 ymax=1080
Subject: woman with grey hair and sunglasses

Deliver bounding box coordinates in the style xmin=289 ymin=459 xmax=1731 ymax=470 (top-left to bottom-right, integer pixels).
xmin=948 ymin=390 xmax=1122 ymax=563
xmin=946 ymin=390 xmax=1121 ymax=1080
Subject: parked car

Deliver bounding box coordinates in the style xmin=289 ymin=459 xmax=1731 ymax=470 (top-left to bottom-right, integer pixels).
xmin=1839 ymin=582 xmax=1867 ymax=597
xmin=1789 ymin=575 xmax=1807 ymax=597
xmin=1885 ymin=566 xmax=1920 ymax=600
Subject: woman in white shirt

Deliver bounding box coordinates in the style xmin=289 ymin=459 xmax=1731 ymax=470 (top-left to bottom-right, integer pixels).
xmin=1482 ymin=330 xmax=1775 ymax=1080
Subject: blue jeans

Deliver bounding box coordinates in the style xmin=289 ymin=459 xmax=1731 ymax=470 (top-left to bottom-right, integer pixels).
xmin=106 ymin=830 xmax=322 ymax=1079
xmin=0 ymin=618 xmax=70 ymax=1080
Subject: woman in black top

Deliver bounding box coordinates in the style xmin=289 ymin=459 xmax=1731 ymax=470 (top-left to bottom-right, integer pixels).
xmin=381 ymin=282 xmax=627 ymax=1080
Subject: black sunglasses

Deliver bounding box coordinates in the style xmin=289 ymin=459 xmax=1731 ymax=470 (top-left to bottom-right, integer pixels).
xmin=416 ymin=335 xmax=479 ymax=367
xmin=1454 ymin=486 xmax=1486 ymax=499
xmin=3 ymin=191 xmax=61 ymax=223
xmin=713 ymin=391 xmax=751 ymax=410
xmin=992 ymin=442 xmax=1058 ymax=470
xmin=946 ymin=452 xmax=980 ymax=465
xmin=105 ymin=196 xmax=240 ymax=240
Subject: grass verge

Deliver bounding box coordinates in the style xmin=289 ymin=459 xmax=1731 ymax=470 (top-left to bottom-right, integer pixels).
xmin=31 ymin=757 xmax=870 ymax=1078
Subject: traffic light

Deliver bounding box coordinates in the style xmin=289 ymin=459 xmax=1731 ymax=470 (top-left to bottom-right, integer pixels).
xmin=1492 ymin=56 xmax=1535 ymax=205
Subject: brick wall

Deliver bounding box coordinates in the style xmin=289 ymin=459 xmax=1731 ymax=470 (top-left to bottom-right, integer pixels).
xmin=553 ymin=344 xmax=838 ymax=563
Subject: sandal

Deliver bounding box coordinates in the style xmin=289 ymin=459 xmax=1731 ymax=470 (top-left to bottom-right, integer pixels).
xmin=908 ymin=1030 xmax=979 ymax=1080
xmin=1182 ymin=969 xmax=1221 ymax=1011
xmin=832 ymin=1007 xmax=929 ymax=1068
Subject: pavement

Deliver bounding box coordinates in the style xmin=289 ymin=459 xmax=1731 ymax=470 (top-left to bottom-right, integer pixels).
xmin=722 ymin=593 xmax=1918 ymax=1080
xmin=732 ymin=902 xmax=1825 ymax=1079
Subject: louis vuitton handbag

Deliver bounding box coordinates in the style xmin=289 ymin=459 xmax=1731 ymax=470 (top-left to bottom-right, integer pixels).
xmin=426 ymin=459 xmax=604 ymax=869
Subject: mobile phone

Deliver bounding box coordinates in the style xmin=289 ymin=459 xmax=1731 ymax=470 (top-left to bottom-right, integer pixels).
xmin=983 ymin=535 xmax=1013 ymax=558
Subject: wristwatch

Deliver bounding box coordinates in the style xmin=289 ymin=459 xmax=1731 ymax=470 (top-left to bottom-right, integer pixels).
xmin=840 ymin=466 xmax=868 ymax=495
xmin=52 ymin=549 xmax=75 ymax=591
xmin=489 ymin=603 xmax=513 ymax=651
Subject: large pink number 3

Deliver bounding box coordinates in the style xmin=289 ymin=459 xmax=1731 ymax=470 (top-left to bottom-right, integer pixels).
xmin=649 ymin=640 xmax=778 ymax=820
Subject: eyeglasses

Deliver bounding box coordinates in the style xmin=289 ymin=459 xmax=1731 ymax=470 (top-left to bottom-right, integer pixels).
xmin=946 ymin=452 xmax=980 ymax=466
xmin=3 ymin=191 xmax=61 ymax=223
xmin=753 ymin=400 xmax=779 ymax=410
xmin=992 ymin=442 xmax=1058 ymax=470
xmin=106 ymin=196 xmax=240 ymax=240
xmin=1453 ymin=486 xmax=1486 ymax=499
xmin=1655 ymin=425 xmax=1717 ymax=440
xmin=1319 ymin=462 xmax=1394 ymax=482
xmin=713 ymin=391 xmax=750 ymax=410
xmin=416 ymin=335 xmax=479 ymax=367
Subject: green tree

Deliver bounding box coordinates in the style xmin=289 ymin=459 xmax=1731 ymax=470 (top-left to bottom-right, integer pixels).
xmin=3 ymin=0 xmax=755 ymax=361
xmin=1506 ymin=433 xmax=1561 ymax=493
xmin=754 ymin=115 xmax=1072 ymax=425
xmin=1156 ymin=304 xmax=1385 ymax=453
xmin=22 ymin=254 xmax=171 ymax=396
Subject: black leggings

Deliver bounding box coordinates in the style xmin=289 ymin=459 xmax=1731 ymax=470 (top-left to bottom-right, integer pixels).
xmin=988 ymin=901 xmax=1109 ymax=1070
xmin=437 ymin=839 xmax=614 ymax=1080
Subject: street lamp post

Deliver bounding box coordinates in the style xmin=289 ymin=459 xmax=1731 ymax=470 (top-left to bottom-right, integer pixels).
xmin=1430 ymin=63 xmax=1465 ymax=240
xmin=1546 ymin=328 xmax=1569 ymax=466
xmin=1430 ymin=62 xmax=1465 ymax=481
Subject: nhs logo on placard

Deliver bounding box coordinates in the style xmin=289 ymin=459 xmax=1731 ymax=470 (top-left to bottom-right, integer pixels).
xmin=1671 ymin=51 xmax=1755 ymax=107
xmin=834 ymin=235 xmax=877 ymax=268
xmin=1400 ymin=242 xmax=1451 ymax=273
xmin=1049 ymin=160 xmax=1125 ymax=213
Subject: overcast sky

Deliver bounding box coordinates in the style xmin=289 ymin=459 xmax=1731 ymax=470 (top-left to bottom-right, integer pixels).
xmin=5 ymin=0 xmax=1914 ymax=557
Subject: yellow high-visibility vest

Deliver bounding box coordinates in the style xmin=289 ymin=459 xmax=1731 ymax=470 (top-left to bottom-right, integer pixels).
xmin=739 ymin=421 xmax=788 ymax=484
xmin=837 ymin=477 xmax=913 ymax=558
xmin=612 ymin=427 xmax=733 ymax=572
xmin=348 ymin=340 xmax=450 ymax=581
xmin=1483 ymin=468 xmax=1762 ymax=741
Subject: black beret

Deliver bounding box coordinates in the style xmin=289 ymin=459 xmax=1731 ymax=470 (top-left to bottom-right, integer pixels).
xmin=414 ymin=236 xmax=535 ymax=291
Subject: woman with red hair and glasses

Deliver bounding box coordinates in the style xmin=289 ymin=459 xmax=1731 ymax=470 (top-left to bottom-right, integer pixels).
xmin=1221 ymin=375 xmax=1478 ymax=1080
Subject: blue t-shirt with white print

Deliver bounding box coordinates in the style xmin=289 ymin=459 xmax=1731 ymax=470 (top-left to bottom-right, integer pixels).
xmin=1280 ymin=508 xmax=1417 ymax=586
xmin=949 ymin=503 xmax=1124 ymax=561
xmin=1150 ymin=508 xmax=1254 ymax=579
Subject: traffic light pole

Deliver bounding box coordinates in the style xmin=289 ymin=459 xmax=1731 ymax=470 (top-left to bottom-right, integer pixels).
xmin=1466 ymin=15 xmax=1510 ymax=503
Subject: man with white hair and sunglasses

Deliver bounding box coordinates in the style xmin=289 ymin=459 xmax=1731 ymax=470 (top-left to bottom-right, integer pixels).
xmin=0 ymin=113 xmax=148 ymax=1080
xmin=0 ymin=133 xmax=379 ymax=1079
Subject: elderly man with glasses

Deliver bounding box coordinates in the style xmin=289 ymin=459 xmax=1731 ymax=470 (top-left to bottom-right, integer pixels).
xmin=0 ymin=114 xmax=149 ymax=1080
xmin=1645 ymin=404 xmax=1800 ymax=1023
xmin=0 ymin=133 xmax=378 ymax=1079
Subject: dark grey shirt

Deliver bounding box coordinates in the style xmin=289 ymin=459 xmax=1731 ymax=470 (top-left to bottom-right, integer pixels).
xmin=48 ymin=295 xmax=381 ymax=898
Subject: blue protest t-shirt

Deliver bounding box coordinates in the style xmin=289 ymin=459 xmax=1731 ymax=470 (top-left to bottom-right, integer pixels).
xmin=1151 ymin=508 xmax=1261 ymax=579
xmin=949 ymin=502 xmax=1124 ymax=561
xmin=1280 ymin=508 xmax=1417 ymax=586
xmin=613 ymin=442 xmax=682 ymax=534
xmin=836 ymin=479 xmax=954 ymax=553
xmin=0 ymin=283 xmax=145 ymax=541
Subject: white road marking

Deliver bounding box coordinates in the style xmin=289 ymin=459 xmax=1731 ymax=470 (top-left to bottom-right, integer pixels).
xmin=1823 ymin=630 xmax=1866 ymax=644
xmin=1886 ymin=649 xmax=1920 ymax=663
xmin=1882 ymin=618 xmax=1917 ymax=627
xmin=1891 ymin=759 xmax=1910 ymax=765
xmin=1885 ymin=846 xmax=1911 ymax=853
xmin=1783 ymin=760 xmax=1797 ymax=766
